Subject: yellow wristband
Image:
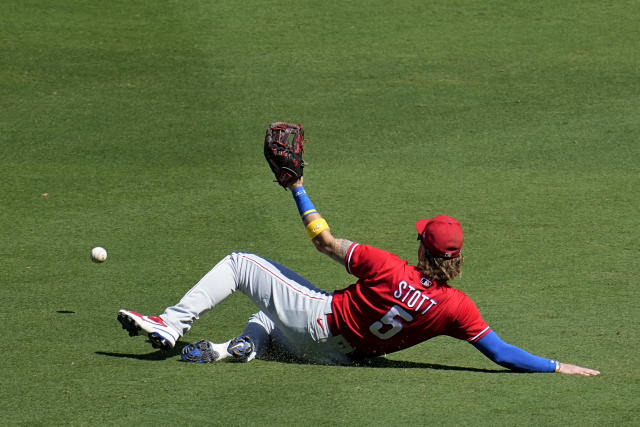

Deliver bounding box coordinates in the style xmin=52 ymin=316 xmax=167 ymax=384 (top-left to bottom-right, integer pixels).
xmin=555 ymin=361 xmax=561 ymax=373
xmin=306 ymin=218 xmax=330 ymax=239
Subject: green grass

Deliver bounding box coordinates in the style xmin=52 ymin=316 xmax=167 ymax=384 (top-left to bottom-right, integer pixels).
xmin=1 ymin=0 xmax=638 ymax=425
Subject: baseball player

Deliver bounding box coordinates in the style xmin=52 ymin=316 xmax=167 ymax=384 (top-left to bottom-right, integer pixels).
xmin=117 ymin=123 xmax=599 ymax=375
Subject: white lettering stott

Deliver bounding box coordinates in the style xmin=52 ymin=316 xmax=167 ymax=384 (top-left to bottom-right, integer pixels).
xmin=393 ymin=280 xmax=438 ymax=314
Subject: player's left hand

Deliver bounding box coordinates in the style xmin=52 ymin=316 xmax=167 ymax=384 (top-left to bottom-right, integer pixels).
xmin=288 ymin=177 xmax=304 ymax=190
xmin=558 ymin=362 xmax=600 ymax=376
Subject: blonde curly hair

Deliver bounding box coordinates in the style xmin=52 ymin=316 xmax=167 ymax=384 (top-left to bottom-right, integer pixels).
xmin=417 ymin=249 xmax=464 ymax=283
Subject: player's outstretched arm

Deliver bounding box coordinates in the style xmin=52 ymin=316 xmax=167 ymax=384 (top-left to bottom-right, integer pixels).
xmin=288 ymin=178 xmax=353 ymax=266
xmin=473 ymin=331 xmax=600 ymax=375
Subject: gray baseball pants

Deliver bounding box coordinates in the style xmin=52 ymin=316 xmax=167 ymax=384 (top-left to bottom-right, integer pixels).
xmin=160 ymin=252 xmax=353 ymax=364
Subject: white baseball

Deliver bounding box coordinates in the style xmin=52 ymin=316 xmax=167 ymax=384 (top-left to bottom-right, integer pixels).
xmin=91 ymin=246 xmax=108 ymax=263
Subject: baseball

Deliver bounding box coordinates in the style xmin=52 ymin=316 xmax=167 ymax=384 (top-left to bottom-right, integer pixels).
xmin=91 ymin=246 xmax=108 ymax=263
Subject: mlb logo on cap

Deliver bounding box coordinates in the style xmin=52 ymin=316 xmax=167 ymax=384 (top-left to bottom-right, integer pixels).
xmin=415 ymin=215 xmax=464 ymax=258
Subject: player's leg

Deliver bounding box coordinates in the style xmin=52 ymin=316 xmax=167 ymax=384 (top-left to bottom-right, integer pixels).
xmin=159 ymin=252 xmax=331 ymax=337
xmin=222 ymin=253 xmax=356 ymax=364
xmin=120 ymin=251 xmax=332 ymax=355
xmin=200 ymin=253 xmax=354 ymax=364
xmin=118 ymin=252 xmax=301 ymax=350
xmin=118 ymin=252 xmax=241 ymax=350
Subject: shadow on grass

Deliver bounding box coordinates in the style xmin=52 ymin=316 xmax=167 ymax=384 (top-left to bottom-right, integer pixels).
xmin=350 ymin=357 xmax=509 ymax=373
xmin=254 ymin=348 xmax=511 ymax=373
xmin=95 ymin=340 xmax=189 ymax=361
xmin=261 ymin=354 xmax=509 ymax=373
xmin=96 ymin=343 xmax=508 ymax=373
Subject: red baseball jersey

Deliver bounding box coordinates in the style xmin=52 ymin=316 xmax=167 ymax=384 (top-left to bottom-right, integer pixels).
xmin=330 ymin=243 xmax=491 ymax=357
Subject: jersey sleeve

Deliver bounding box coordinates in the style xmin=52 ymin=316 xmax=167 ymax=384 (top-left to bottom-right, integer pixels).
xmin=449 ymin=293 xmax=492 ymax=343
xmin=345 ymin=243 xmax=404 ymax=280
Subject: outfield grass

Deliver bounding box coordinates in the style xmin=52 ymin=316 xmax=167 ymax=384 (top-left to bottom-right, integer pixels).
xmin=1 ymin=0 xmax=638 ymax=425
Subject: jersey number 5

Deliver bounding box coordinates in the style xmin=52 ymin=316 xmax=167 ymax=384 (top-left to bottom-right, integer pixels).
xmin=369 ymin=305 xmax=413 ymax=340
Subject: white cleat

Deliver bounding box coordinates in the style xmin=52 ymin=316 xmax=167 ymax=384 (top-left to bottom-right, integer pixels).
xmin=117 ymin=309 xmax=180 ymax=350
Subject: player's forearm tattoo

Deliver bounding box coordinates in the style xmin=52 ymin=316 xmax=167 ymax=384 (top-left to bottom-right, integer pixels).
xmin=330 ymin=238 xmax=353 ymax=265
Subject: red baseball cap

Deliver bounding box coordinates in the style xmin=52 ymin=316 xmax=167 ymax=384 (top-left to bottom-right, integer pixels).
xmin=415 ymin=215 xmax=464 ymax=258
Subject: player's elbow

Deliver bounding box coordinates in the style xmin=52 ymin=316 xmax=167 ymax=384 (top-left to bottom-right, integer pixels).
xmin=312 ymin=236 xmax=332 ymax=255
xmin=311 ymin=231 xmax=334 ymax=255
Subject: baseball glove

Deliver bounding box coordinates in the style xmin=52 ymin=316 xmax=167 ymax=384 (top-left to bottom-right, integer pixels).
xmin=264 ymin=121 xmax=307 ymax=189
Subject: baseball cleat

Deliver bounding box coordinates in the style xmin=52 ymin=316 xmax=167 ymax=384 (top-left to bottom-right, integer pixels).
xmin=181 ymin=340 xmax=220 ymax=363
xmin=117 ymin=309 xmax=180 ymax=350
xmin=181 ymin=336 xmax=256 ymax=364
xmin=227 ymin=336 xmax=255 ymax=362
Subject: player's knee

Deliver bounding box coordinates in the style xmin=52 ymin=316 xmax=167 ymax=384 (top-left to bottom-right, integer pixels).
xmin=229 ymin=251 xmax=258 ymax=260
